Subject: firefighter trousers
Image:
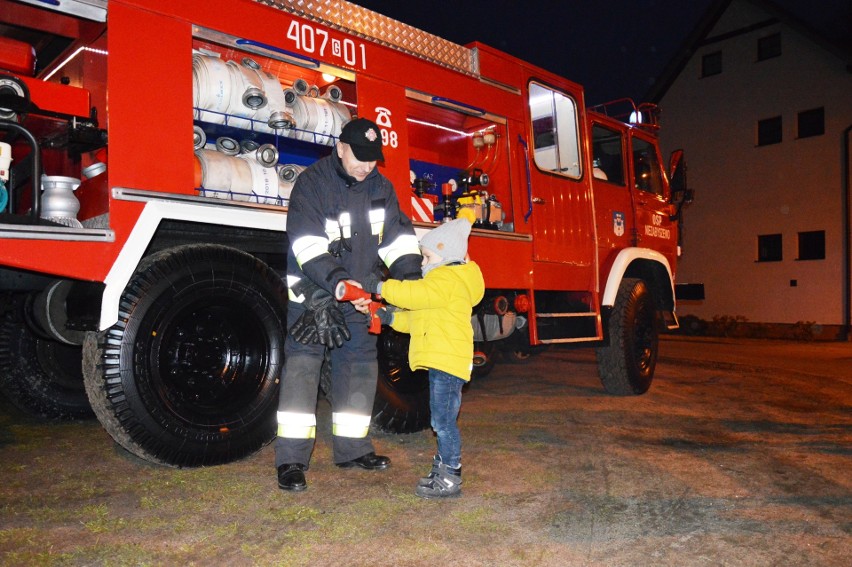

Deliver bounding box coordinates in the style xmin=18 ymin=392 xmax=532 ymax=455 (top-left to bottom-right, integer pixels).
xmin=274 ymin=303 xmax=379 ymax=467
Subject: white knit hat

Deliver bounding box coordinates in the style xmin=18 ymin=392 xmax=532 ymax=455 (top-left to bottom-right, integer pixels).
xmin=420 ymin=218 xmax=472 ymax=270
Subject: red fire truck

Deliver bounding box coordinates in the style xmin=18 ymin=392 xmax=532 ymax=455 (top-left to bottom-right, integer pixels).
xmin=0 ymin=0 xmax=692 ymax=467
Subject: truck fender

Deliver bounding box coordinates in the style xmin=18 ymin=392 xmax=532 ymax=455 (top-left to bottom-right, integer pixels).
xmin=601 ymin=247 xmax=674 ymax=308
xmin=100 ymin=193 xmax=287 ymax=330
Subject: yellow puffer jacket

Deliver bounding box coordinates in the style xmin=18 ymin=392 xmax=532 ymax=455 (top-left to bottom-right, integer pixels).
xmin=380 ymin=261 xmax=485 ymax=381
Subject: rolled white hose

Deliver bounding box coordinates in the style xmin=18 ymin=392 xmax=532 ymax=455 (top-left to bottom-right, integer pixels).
xmin=275 ymin=164 xmax=305 ymax=206
xmin=256 ymin=143 xmax=279 ymax=168
xmin=240 ymin=139 xmax=259 ymax=154
xmin=288 ymin=96 xmax=337 ymax=145
xmin=238 ymin=154 xmax=280 ymax=205
xmin=322 ymin=85 xmax=343 ymax=103
xmin=252 ymin=67 xmax=294 ymax=131
xmin=225 ymin=61 xmax=269 ymax=130
xmin=292 ymin=78 xmax=309 ymax=96
xmin=195 ymin=149 xmax=253 ymax=201
xmin=237 ymin=63 xmax=266 ymax=110
xmin=193 ymin=125 xmax=207 ymax=150
xmin=195 ymin=149 xmax=233 ymax=193
xmin=194 ymin=59 xmax=350 ymax=151
xmin=193 ymin=54 xmax=231 ymax=124
xmin=215 ymin=136 xmax=240 ymax=156
xmin=276 ymin=163 xmax=306 ymax=182
xmin=244 ymin=67 xmax=276 ymax=133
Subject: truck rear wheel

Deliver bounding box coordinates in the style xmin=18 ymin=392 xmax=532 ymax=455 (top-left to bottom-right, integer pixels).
xmin=0 ymin=297 xmax=92 ymax=419
xmin=82 ymin=245 xmax=286 ymax=467
xmin=595 ymin=278 xmax=658 ymax=395
xmin=372 ymin=327 xmax=430 ymax=433
xmin=472 ymin=340 xmax=497 ymax=378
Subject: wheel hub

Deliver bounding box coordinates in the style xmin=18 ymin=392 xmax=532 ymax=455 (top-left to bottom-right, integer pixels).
xmin=148 ymin=301 xmax=266 ymax=417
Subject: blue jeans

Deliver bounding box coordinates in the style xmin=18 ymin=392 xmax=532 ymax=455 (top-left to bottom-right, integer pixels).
xmin=429 ymin=368 xmax=465 ymax=468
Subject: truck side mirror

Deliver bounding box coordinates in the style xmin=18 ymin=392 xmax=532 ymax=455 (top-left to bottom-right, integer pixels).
xmin=668 ymin=149 xmax=693 ymax=205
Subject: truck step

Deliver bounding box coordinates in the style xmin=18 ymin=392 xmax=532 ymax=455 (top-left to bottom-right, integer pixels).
xmin=535 ymin=312 xmax=602 ymax=343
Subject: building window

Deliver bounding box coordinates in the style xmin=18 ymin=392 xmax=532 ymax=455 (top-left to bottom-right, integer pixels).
xmin=798 ymin=230 xmax=825 ymax=260
xmin=798 ymin=107 xmax=824 ymax=138
xmin=757 ymin=116 xmax=782 ymax=146
xmin=701 ymin=51 xmax=722 ymax=77
xmin=757 ymin=234 xmax=782 ymax=262
xmin=758 ymin=33 xmax=781 ymax=60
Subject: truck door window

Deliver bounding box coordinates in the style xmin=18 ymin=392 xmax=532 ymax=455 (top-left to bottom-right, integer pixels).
xmin=632 ymin=137 xmax=664 ymax=197
xmin=529 ymin=82 xmax=580 ymax=179
xmin=591 ymin=124 xmax=625 ymax=185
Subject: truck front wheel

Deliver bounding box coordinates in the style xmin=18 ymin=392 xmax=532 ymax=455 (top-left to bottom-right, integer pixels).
xmin=595 ymin=278 xmax=658 ymax=395
xmin=82 ymin=245 xmax=286 ymax=467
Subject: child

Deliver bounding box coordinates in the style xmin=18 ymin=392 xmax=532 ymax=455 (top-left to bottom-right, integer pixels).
xmin=362 ymin=218 xmax=484 ymax=498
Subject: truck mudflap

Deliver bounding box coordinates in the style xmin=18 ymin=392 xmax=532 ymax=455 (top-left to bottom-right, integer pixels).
xmin=675 ymin=283 xmax=705 ymax=301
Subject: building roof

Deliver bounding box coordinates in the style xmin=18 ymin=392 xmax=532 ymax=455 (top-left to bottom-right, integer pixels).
xmin=646 ymin=0 xmax=852 ymax=103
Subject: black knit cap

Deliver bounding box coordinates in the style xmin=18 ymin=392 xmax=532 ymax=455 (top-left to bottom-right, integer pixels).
xmin=339 ymin=118 xmax=385 ymax=162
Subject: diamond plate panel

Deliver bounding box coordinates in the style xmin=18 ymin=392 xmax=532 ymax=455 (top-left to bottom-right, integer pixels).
xmin=254 ymin=0 xmax=479 ymax=76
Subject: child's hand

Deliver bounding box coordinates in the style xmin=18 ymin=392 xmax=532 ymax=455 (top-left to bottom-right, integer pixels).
xmin=376 ymin=307 xmax=394 ymax=326
xmin=360 ymin=273 xmax=382 ymax=294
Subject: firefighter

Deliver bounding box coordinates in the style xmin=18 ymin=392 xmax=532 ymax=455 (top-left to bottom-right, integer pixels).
xmin=276 ymin=118 xmax=422 ymax=492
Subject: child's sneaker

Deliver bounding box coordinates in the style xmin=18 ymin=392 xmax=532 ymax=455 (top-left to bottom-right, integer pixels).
xmin=415 ymin=462 xmax=462 ymax=499
xmin=417 ymin=457 xmax=442 ymax=487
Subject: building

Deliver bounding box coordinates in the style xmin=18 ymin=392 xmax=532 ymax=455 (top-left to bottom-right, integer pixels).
xmin=648 ymin=0 xmax=852 ymax=339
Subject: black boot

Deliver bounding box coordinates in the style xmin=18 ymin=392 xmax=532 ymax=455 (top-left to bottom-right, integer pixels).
xmin=277 ymin=463 xmax=308 ymax=492
xmin=336 ymin=452 xmax=390 ymax=470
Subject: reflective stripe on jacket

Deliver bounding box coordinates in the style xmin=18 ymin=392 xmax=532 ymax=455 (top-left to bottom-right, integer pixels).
xmin=286 ymin=152 xmax=421 ymax=299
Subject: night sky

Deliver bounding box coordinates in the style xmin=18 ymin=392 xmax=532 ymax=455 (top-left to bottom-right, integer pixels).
xmin=347 ymin=0 xmax=851 ymax=106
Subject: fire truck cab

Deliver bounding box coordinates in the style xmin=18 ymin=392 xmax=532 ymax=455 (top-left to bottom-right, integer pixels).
xmin=0 ymin=0 xmax=691 ymax=466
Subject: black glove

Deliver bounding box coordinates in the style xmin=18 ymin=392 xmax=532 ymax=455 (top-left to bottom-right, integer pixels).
xmin=289 ymin=308 xmax=320 ymax=345
xmin=314 ymin=297 xmax=350 ymax=347
xmin=289 ymin=283 xmax=351 ymax=348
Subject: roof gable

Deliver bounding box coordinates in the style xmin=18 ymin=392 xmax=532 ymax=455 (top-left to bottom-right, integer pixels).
xmin=646 ymin=0 xmax=852 ymax=102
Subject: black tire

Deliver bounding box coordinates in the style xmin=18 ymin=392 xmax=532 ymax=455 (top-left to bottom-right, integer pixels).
xmin=82 ymin=245 xmax=286 ymax=467
xmin=0 ymin=297 xmax=92 ymax=419
xmin=372 ymin=327 xmax=430 ymax=433
xmin=503 ymin=326 xmax=533 ymax=364
xmin=595 ymin=278 xmax=658 ymax=395
xmin=472 ymin=340 xmax=497 ymax=379
xmin=506 ymin=348 xmax=532 ymax=363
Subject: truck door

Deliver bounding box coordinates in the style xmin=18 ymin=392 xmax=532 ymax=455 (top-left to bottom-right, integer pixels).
xmin=590 ymin=121 xmax=632 ymax=263
xmin=629 ymin=132 xmax=677 ymax=260
xmin=527 ymin=82 xmax=594 ymax=275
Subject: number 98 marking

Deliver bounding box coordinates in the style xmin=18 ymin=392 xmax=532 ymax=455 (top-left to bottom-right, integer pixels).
xmin=381 ymin=129 xmax=398 ymax=148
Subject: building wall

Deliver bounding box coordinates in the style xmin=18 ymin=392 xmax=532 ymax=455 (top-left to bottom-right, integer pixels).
xmin=657 ymin=0 xmax=852 ymax=326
